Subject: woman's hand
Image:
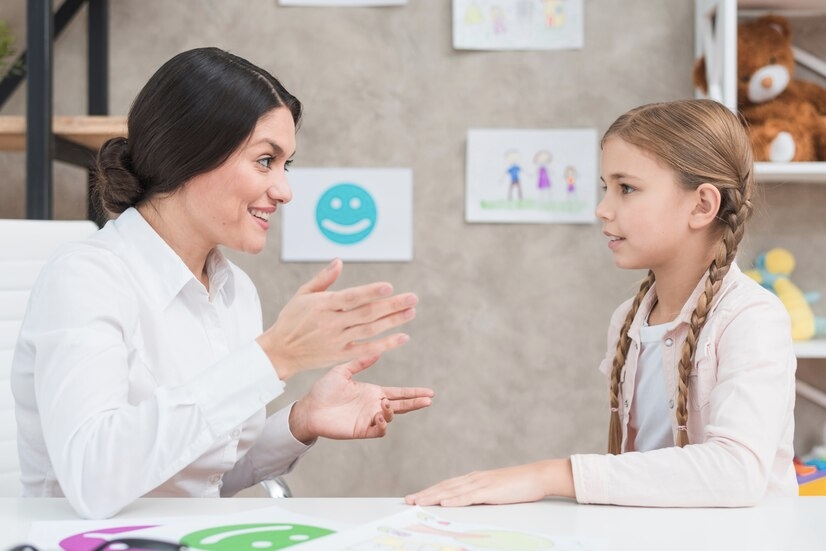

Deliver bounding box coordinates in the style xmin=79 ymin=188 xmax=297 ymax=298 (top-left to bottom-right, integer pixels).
xmin=404 ymin=459 xmax=575 ymax=507
xmin=288 ymin=355 xmax=434 ymax=443
xmin=257 ymin=258 xmax=418 ymax=380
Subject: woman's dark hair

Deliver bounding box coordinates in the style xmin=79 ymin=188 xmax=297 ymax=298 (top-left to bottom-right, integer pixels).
xmin=95 ymin=47 xmax=302 ymax=214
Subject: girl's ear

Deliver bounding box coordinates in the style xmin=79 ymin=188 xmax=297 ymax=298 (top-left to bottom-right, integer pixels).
xmin=688 ymin=183 xmax=721 ymax=230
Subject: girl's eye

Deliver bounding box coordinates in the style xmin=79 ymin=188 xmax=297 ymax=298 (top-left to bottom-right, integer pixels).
xmin=620 ymin=184 xmax=634 ymax=194
xmin=285 ymin=159 xmax=293 ymax=172
xmin=257 ymin=156 xmax=273 ymax=169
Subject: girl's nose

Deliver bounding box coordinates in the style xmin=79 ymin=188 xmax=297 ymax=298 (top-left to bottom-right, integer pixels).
xmin=595 ymin=195 xmax=610 ymax=220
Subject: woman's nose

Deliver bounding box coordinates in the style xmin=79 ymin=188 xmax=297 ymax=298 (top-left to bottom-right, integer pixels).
xmin=268 ymin=175 xmax=292 ymax=204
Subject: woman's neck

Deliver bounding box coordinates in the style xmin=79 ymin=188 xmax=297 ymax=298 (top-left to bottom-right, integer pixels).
xmin=137 ymin=202 xmax=211 ymax=289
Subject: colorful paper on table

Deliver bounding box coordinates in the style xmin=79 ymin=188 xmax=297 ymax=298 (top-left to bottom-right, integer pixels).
xmin=26 ymin=505 xmax=349 ymax=551
xmin=295 ymin=506 xmax=607 ymax=550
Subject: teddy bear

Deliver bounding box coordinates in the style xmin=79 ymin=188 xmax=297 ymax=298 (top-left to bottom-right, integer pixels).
xmin=745 ymin=247 xmax=826 ymax=341
xmin=694 ymin=14 xmax=826 ymax=162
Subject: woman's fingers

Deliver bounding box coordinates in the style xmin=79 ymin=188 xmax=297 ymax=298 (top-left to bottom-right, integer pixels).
xmin=296 ymin=258 xmax=342 ymax=295
xmin=389 ymin=396 xmax=433 ymax=414
xmin=343 ymin=332 xmax=411 ymax=359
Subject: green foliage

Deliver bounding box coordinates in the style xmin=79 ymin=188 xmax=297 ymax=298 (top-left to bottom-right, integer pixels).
xmin=0 ymin=20 xmax=23 ymax=78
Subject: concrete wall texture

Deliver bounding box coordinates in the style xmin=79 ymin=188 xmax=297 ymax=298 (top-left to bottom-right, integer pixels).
xmin=1 ymin=0 xmax=825 ymax=498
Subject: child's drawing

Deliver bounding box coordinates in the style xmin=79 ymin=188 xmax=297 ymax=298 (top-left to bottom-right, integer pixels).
xmin=453 ymin=0 xmax=583 ymax=50
xmin=296 ymin=508 xmax=605 ymax=550
xmin=466 ymin=128 xmax=597 ymax=224
xmin=534 ymin=149 xmax=553 ymax=198
xmin=504 ymin=150 xmax=524 ymax=201
xmin=280 ymin=0 xmax=405 ymax=5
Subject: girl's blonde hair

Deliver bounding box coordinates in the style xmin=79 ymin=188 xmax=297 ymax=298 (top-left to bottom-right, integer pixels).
xmin=603 ymin=99 xmax=755 ymax=454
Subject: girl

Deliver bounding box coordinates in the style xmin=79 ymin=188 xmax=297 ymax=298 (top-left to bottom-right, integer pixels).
xmin=406 ymin=99 xmax=797 ymax=507
xmin=11 ymin=48 xmax=433 ymax=519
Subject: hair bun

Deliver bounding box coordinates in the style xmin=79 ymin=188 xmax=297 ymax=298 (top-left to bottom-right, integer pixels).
xmin=95 ymin=136 xmax=143 ymax=214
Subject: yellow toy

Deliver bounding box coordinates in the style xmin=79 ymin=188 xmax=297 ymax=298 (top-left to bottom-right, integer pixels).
xmin=746 ymin=248 xmax=826 ymax=341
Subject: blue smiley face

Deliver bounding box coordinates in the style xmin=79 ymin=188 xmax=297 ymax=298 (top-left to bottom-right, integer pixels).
xmin=315 ymin=183 xmax=377 ymax=245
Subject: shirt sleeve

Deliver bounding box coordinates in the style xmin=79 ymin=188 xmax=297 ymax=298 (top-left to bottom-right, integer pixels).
xmin=19 ymin=249 xmax=287 ymax=519
xmin=220 ymin=402 xmax=314 ymax=496
xmin=572 ymin=294 xmax=796 ymax=507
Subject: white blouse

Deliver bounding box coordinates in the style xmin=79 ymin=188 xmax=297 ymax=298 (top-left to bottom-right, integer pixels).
xmin=11 ymin=208 xmax=310 ymax=519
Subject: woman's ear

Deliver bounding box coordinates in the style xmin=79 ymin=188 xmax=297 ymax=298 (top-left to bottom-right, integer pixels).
xmin=688 ymin=183 xmax=721 ymax=230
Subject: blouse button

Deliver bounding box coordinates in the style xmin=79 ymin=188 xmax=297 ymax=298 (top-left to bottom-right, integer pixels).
xmin=624 ymin=399 xmax=629 ymax=409
xmin=208 ymin=474 xmax=222 ymax=485
xmin=668 ymin=399 xmax=674 ymax=409
xmin=231 ymin=428 xmax=241 ymax=439
xmin=665 ymin=338 xmax=674 ymax=347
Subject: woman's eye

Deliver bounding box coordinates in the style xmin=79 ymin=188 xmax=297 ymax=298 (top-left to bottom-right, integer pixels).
xmin=257 ymin=157 xmax=273 ymax=169
xmin=285 ymin=159 xmax=293 ymax=172
xmin=620 ymin=184 xmax=634 ymax=194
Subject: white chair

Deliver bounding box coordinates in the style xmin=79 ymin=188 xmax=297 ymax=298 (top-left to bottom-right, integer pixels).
xmin=0 ymin=219 xmax=100 ymax=497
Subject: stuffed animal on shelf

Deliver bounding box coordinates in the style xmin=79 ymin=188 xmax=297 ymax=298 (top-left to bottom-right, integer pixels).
xmin=746 ymin=247 xmax=826 ymax=341
xmin=693 ymin=14 xmax=826 ymax=162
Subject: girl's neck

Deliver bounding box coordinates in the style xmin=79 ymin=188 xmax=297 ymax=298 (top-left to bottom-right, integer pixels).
xmin=649 ymin=262 xmax=711 ymax=325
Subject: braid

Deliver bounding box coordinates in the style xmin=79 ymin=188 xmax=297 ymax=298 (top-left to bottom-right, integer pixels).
xmin=608 ymin=271 xmax=655 ymax=454
xmin=674 ymin=186 xmax=751 ymax=446
xmin=601 ymin=99 xmax=755 ymax=451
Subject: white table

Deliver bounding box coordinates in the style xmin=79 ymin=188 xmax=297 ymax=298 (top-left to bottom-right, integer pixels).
xmin=2 ymin=496 xmax=825 ymax=550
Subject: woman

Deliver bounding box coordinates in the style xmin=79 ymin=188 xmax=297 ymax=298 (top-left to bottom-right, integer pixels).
xmin=11 ymin=47 xmax=432 ymax=519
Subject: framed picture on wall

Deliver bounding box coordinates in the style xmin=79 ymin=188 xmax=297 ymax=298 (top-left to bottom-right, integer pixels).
xmin=279 ymin=0 xmax=406 ymax=6
xmin=453 ymin=0 xmax=584 ymax=50
xmin=465 ymin=128 xmax=598 ymax=224
xmin=281 ymin=167 xmax=413 ymax=262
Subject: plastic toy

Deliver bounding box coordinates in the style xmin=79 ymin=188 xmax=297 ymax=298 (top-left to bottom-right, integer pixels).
xmin=745 ymin=248 xmax=826 ymax=341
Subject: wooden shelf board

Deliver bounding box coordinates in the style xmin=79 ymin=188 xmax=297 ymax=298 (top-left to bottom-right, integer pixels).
xmin=0 ymin=115 xmax=127 ymax=152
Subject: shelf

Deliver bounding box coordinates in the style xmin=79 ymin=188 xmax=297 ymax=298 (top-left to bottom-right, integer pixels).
xmin=755 ymin=162 xmax=826 ymax=184
xmin=0 ymin=115 xmax=127 ymax=152
xmin=795 ymin=340 xmax=826 ymax=359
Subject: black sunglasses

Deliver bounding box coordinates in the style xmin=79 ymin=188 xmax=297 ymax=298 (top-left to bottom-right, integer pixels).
xmin=7 ymin=538 xmax=188 ymax=551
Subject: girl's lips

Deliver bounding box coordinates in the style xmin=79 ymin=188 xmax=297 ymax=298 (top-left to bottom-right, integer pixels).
xmin=608 ymin=237 xmax=624 ymax=251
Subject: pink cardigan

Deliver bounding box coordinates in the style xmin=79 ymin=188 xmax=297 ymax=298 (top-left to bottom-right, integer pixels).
xmin=571 ymin=263 xmax=798 ymax=506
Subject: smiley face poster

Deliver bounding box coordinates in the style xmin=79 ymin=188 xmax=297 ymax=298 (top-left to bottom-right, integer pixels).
xmin=281 ymin=168 xmax=413 ymax=262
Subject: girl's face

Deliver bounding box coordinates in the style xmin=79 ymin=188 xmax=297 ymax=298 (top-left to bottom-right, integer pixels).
xmin=178 ymin=107 xmax=296 ymax=255
xmin=596 ymin=137 xmax=696 ymax=271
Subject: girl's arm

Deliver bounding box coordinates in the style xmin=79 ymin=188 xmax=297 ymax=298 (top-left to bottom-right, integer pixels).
xmin=406 ymin=459 xmax=574 ymax=506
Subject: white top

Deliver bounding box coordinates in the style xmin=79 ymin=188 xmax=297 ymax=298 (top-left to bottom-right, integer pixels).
xmin=629 ymin=322 xmax=673 ymax=452
xmin=11 ymin=208 xmax=311 ymax=519
xmin=572 ymin=264 xmax=798 ymax=506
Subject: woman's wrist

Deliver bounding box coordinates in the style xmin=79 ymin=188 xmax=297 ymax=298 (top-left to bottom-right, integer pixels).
xmin=256 ymin=334 xmax=295 ymax=381
xmin=288 ymin=398 xmax=317 ymax=445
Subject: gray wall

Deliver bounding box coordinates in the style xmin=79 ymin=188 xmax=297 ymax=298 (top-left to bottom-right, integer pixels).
xmin=2 ymin=0 xmax=825 ymax=498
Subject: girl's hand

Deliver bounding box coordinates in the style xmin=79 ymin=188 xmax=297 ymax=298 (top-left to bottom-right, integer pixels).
xmin=257 ymin=259 xmax=418 ymax=380
xmin=404 ymin=459 xmax=575 ymax=507
xmin=288 ymin=355 xmax=434 ymax=443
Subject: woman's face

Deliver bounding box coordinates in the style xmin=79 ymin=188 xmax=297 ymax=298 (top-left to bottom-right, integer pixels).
xmin=179 ymin=107 xmax=296 ymax=255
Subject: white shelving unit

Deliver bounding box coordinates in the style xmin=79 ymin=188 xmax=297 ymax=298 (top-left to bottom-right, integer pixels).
xmin=795 ymin=340 xmax=826 ymax=359
xmin=695 ymin=0 xmax=826 ymax=366
xmin=694 ymin=0 xmax=826 ymax=186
